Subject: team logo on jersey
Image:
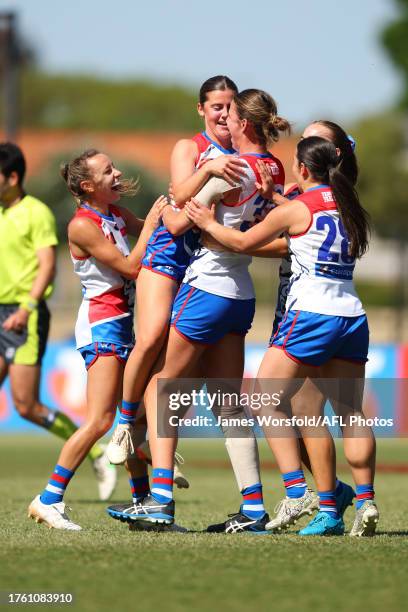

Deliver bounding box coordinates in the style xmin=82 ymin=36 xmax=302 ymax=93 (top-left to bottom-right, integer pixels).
xmin=322 ymin=191 xmax=334 ymax=203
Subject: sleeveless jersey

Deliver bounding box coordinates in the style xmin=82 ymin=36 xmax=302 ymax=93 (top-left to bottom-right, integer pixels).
xmin=286 ymin=185 xmax=364 ymax=317
xmin=142 ymin=132 xmax=236 ymax=277
xmin=184 ymin=153 xmax=285 ymax=299
xmin=70 ymin=204 xmax=135 ymax=349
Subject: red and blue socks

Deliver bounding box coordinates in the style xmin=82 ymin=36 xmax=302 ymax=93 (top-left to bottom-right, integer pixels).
xmin=282 ymin=469 xmax=307 ymax=498
xmin=129 ymin=476 xmax=150 ymax=503
xmin=119 ymin=400 xmax=140 ymax=426
xmin=40 ymin=464 xmax=74 ymax=505
xmin=355 ymin=484 xmax=375 ymax=509
xmin=151 ymin=468 xmax=173 ymax=504
xmin=318 ymin=490 xmax=339 ymax=518
xmin=241 ymin=484 xmax=265 ymax=520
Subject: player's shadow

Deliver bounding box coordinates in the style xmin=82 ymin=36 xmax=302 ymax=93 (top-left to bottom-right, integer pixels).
xmin=374 ymin=530 xmax=408 ymax=537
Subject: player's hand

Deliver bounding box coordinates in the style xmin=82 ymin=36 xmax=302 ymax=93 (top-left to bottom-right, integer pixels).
xmin=2 ymin=308 xmax=30 ymax=333
xmin=206 ymin=156 xmax=247 ymax=186
xmin=185 ymin=199 xmax=216 ymax=231
xmin=145 ymin=195 xmax=169 ymax=229
xmin=168 ymin=182 xmax=175 ymax=203
xmin=256 ymin=160 xmax=275 ymax=199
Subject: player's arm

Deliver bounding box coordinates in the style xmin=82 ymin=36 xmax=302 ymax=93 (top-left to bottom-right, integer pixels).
xmin=243 ymin=238 xmax=288 ymax=258
xmin=163 ymin=175 xmax=237 ymax=236
xmin=161 ymin=205 xmax=193 ymax=236
xmin=130 ymin=196 xmax=169 ymax=264
xmin=170 ymin=139 xmax=246 ymax=206
xmin=68 ymin=196 xmax=167 ymax=279
xmin=2 ymin=246 xmax=57 ymax=332
xmin=185 ymin=199 xmax=309 ymax=253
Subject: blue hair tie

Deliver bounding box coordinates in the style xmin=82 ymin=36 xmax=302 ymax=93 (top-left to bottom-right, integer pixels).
xmin=347 ymin=134 xmax=356 ymax=151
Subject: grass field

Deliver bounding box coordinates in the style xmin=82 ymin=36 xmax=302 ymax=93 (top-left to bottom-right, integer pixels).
xmin=1 ymin=436 xmax=408 ymax=612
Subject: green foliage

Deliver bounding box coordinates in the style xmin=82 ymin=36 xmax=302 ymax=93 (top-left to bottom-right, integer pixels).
xmin=26 ymin=151 xmax=167 ymax=242
xmin=352 ymin=112 xmax=408 ymax=241
xmin=382 ymin=0 xmax=408 ymax=108
xmin=17 ymin=71 xmax=201 ymax=131
xmin=355 ymin=280 xmax=400 ymax=308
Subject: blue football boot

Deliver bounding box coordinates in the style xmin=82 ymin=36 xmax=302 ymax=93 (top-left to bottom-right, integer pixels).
xmin=336 ymin=482 xmax=355 ymax=517
xmin=298 ymin=511 xmax=345 ymax=536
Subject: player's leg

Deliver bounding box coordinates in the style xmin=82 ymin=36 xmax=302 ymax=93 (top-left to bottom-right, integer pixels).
xmin=295 ymin=387 xmax=355 ymax=519
xmin=28 ymin=355 xmax=123 ymax=530
xmin=203 ymin=333 xmax=268 ymax=533
xmin=0 ymin=355 xmax=9 ymax=386
xmin=323 ymin=358 xmax=378 ymax=536
xmin=107 ymin=267 xmax=178 ymax=464
xmin=9 ymin=306 xmax=114 ymax=500
xmin=127 ymin=327 xmax=206 ymax=524
xmin=256 ymin=347 xmax=324 ymax=531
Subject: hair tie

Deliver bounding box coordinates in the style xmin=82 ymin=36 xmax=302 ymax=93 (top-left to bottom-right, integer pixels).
xmin=347 ymin=135 xmax=356 ymax=151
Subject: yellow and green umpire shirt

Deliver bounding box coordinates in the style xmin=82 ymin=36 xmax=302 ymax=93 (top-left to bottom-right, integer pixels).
xmin=0 ymin=195 xmax=58 ymax=304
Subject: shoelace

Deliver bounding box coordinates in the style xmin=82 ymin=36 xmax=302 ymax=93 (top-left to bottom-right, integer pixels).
xmin=53 ymin=503 xmax=74 ymax=522
xmin=310 ymin=513 xmax=329 ymax=525
xmin=106 ymin=428 xmax=134 ymax=462
xmin=174 ymin=452 xmax=184 ymax=465
xmin=132 ymin=501 xmax=149 ymax=515
xmin=273 ymin=499 xmax=286 ymax=515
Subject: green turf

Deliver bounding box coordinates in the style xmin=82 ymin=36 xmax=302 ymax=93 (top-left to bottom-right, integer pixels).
xmin=1 ymin=436 xmax=407 ymax=612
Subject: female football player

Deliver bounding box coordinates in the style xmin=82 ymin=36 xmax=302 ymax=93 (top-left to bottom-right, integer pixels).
xmin=106 ymin=78 xmax=279 ymax=534
xmin=187 ymin=135 xmax=378 ymax=537
xmin=124 ymin=89 xmax=290 ymax=532
xmin=28 ymin=149 xmax=166 ymax=530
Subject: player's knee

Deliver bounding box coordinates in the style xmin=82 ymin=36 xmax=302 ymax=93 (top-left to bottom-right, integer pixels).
xmin=84 ymin=413 xmax=115 ymax=441
xmin=347 ymin=454 xmax=371 ymax=469
xmin=136 ymin=331 xmax=166 ymax=359
xmin=13 ymin=396 xmax=37 ymax=420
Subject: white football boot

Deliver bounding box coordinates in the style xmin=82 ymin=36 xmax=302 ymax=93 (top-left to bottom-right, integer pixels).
xmin=93 ymin=446 xmax=117 ymax=501
xmin=106 ymin=424 xmax=135 ymax=465
xmin=349 ymin=500 xmax=379 ymax=537
xmin=266 ymin=489 xmax=319 ymax=532
xmin=28 ymin=495 xmax=82 ymax=531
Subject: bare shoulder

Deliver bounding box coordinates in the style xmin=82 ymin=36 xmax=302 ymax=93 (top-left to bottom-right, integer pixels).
xmin=68 ymin=215 xmax=99 ymax=242
xmin=171 ymin=138 xmax=198 ymax=160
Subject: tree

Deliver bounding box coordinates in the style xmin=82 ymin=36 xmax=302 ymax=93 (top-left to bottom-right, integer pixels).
xmin=353 ymin=112 xmax=408 ymax=241
xmin=382 ymin=0 xmax=408 ymax=108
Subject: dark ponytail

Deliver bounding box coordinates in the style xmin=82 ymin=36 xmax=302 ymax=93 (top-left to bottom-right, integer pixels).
xmin=311 ymin=120 xmax=358 ymax=186
xmin=297 ymin=137 xmax=370 ymax=259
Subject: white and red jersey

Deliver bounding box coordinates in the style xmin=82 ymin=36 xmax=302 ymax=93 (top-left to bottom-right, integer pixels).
xmin=193 ymin=131 xmax=236 ymax=169
xmin=286 ymin=185 xmax=364 ymax=317
xmin=69 ymin=203 xmax=135 ymax=349
xmin=184 ymin=153 xmax=285 ymax=299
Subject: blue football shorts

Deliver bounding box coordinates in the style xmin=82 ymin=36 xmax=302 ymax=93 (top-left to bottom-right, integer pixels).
xmin=269 ymin=310 xmax=369 ymax=366
xmin=78 ymin=342 xmax=133 ymax=370
xmin=170 ymin=283 xmax=255 ymax=344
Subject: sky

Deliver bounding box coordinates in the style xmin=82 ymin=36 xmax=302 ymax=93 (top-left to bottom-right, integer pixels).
xmin=1 ymin=0 xmax=402 ymax=130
